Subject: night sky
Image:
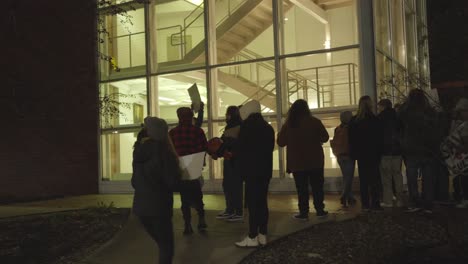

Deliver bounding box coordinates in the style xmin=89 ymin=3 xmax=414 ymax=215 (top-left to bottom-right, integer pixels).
xmin=427 ymin=0 xmax=468 ymax=84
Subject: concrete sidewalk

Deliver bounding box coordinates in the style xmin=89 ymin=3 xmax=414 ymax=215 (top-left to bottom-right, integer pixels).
xmin=0 ymin=194 xmax=359 ymax=264
xmin=80 ymin=209 xmax=356 ymax=264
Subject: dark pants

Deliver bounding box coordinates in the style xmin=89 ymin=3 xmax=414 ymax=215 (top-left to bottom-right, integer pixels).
xmin=180 ymin=179 xmax=204 ymax=223
xmin=406 ymin=158 xmax=435 ymax=210
xmin=337 ymin=157 xmax=355 ymax=201
xmin=139 ymin=216 xmax=174 ymax=264
xmin=357 ymin=159 xmax=381 ymax=209
xmin=434 ymin=162 xmax=450 ymax=201
xmin=223 ymin=159 xmax=243 ymax=215
xmin=246 ymin=177 xmax=270 ymax=238
xmin=293 ymin=168 xmax=325 ymax=214
xmin=453 ymin=175 xmax=468 ymax=201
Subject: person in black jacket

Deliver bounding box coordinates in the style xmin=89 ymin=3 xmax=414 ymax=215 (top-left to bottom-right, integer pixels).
xmin=349 ymin=96 xmax=383 ymax=211
xmin=215 ymin=106 xmax=244 ymax=222
xmin=377 ymin=99 xmax=403 ymax=207
xmin=235 ymin=100 xmax=274 ymax=248
xmin=132 ymin=117 xmax=181 ymax=264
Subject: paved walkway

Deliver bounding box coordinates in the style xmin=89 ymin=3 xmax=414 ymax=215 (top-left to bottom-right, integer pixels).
xmin=0 ymin=194 xmax=359 ymax=264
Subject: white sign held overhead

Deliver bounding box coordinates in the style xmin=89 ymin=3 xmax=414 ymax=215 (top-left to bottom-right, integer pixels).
xmin=188 ymin=83 xmax=202 ymax=113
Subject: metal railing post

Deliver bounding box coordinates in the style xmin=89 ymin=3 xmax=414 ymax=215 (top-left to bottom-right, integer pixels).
xmin=348 ymin=64 xmax=352 ymax=105
xmin=316 ymin=68 xmax=321 ymax=108
xmin=353 ymin=64 xmax=357 ymax=104
xmin=129 ymin=35 xmax=132 ymax=67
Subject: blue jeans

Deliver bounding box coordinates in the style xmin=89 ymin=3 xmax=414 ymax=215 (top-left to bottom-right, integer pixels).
xmin=406 ymin=158 xmax=435 ymax=210
xmin=337 ymin=156 xmax=355 ymax=201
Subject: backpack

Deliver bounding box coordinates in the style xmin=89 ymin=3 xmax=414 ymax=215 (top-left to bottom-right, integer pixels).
xmin=331 ymin=125 xmax=350 ymax=157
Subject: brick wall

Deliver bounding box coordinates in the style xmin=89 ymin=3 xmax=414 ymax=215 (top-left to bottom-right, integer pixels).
xmin=1 ymin=0 xmax=99 ymax=201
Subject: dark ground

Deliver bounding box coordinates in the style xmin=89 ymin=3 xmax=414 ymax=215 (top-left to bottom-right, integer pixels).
xmin=242 ymin=207 xmax=468 ymax=264
xmin=0 ymin=206 xmax=129 ymax=264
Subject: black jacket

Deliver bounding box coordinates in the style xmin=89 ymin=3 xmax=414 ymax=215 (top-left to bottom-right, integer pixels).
xmin=349 ymin=114 xmax=383 ymax=161
xmin=236 ymin=113 xmax=275 ymax=181
xmin=377 ymin=108 xmax=401 ymax=156
xmin=398 ymin=104 xmax=440 ymax=159
xmin=131 ymin=139 xmax=180 ymax=217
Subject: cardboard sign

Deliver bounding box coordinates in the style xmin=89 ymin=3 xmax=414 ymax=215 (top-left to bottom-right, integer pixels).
xmin=179 ymin=151 xmax=205 ymax=180
xmin=188 ymin=83 xmax=202 ymax=113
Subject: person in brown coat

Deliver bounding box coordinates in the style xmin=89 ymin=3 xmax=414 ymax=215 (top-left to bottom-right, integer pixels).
xmin=277 ymin=99 xmax=330 ymax=220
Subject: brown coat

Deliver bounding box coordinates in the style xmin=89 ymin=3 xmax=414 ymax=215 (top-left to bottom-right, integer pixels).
xmin=277 ymin=116 xmax=329 ymax=172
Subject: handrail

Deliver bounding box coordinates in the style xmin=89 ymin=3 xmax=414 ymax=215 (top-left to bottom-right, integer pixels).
xmin=182 ymin=2 xmax=205 ymax=56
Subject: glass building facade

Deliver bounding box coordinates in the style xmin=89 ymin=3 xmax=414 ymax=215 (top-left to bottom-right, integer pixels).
xmin=97 ymin=0 xmax=430 ymax=193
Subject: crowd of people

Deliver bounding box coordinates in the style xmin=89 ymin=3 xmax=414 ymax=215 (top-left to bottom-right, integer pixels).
xmin=130 ymin=89 xmax=468 ymax=264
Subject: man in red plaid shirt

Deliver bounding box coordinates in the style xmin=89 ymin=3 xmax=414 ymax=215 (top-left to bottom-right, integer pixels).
xmin=169 ymin=107 xmax=208 ymax=235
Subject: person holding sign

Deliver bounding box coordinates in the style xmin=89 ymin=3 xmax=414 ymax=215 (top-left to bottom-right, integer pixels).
xmin=212 ymin=106 xmax=244 ymax=222
xmin=169 ymin=107 xmax=208 ymax=235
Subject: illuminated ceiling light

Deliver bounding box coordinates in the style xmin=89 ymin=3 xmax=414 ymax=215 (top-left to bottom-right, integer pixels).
xmin=284 ymin=18 xmax=289 ymax=21
xmin=324 ymin=40 xmax=331 ymax=49
xmin=187 ymin=0 xmax=203 ymax=5
xmin=159 ymin=96 xmax=176 ymax=102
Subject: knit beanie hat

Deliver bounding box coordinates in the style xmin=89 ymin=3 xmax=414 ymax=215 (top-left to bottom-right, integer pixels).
xmin=177 ymin=107 xmax=194 ymax=124
xmin=144 ymin=116 xmax=168 ymax=141
xmin=340 ymin=111 xmax=353 ymax=125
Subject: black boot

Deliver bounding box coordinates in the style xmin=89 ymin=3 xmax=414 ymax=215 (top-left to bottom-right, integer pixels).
xmin=184 ymin=222 xmax=193 ymax=235
xmin=197 ymin=215 xmax=207 ymax=230
xmin=340 ymin=196 xmax=348 ymax=208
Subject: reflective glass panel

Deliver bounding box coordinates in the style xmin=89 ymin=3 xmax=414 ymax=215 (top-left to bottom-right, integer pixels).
xmin=99 ymin=78 xmax=148 ymax=128
xmin=213 ymin=61 xmax=277 ymax=119
xmin=153 ymin=0 xmax=206 ymax=72
xmin=282 ymin=0 xmax=358 ymax=55
xmin=284 ymin=49 xmax=360 ymax=109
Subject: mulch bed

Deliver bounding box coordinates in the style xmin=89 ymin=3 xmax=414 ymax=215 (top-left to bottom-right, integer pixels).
xmin=241 ymin=207 xmax=468 ymax=264
xmin=0 ymin=206 xmax=130 ymax=264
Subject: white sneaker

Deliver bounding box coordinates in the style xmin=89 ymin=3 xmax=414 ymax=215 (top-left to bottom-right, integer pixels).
xmin=258 ymin=234 xmax=267 ymax=246
xmin=456 ymin=200 xmax=468 ymax=208
xmin=235 ymin=236 xmax=259 ymax=248
xmin=380 ymin=202 xmax=393 ymax=208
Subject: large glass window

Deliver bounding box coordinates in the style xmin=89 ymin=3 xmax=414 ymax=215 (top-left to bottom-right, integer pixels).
xmin=391 ymin=0 xmax=406 ymax=66
xmin=284 ymin=49 xmax=360 ymax=108
xmin=214 ymin=0 xmax=274 ymax=64
xmin=405 ymin=0 xmax=418 ymax=75
xmin=98 ymin=3 xmax=146 ymax=80
xmin=99 ymin=78 xmax=148 ymax=128
xmin=101 ymin=130 xmax=140 ymax=181
xmin=373 ymin=0 xmax=391 ymax=55
xmin=153 ymin=0 xmax=206 ymax=72
xmin=281 ymin=0 xmax=358 ymax=55
xmin=151 ymin=70 xmax=208 ymax=123
xmin=213 ymin=61 xmax=276 ymax=119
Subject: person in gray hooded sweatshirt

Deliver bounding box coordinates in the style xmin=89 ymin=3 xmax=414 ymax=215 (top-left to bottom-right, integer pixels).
xmin=132 ymin=117 xmax=181 ymax=264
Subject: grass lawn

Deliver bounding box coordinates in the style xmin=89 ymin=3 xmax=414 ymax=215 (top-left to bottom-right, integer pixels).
xmin=0 ymin=204 xmax=129 ymax=264
xmin=242 ymin=207 xmax=468 ymax=264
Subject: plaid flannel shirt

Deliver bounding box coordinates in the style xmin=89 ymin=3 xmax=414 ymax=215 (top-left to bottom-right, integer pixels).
xmin=169 ymin=124 xmax=207 ymax=156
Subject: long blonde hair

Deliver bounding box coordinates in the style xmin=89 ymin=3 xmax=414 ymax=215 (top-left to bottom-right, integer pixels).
xmin=356 ymin=96 xmax=374 ymax=120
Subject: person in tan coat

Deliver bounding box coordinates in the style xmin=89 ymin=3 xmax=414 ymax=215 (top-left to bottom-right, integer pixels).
xmin=277 ymin=99 xmax=330 ymax=220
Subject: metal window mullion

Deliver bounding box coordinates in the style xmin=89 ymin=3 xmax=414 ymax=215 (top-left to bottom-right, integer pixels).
xmin=272 ymin=0 xmax=285 ymax=179
xmin=204 ymin=0 xmax=216 ymax=181
xmin=144 ymin=2 xmax=152 ymax=116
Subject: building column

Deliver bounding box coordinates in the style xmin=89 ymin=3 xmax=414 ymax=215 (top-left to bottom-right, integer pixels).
xmin=357 ymin=0 xmax=377 ymax=103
